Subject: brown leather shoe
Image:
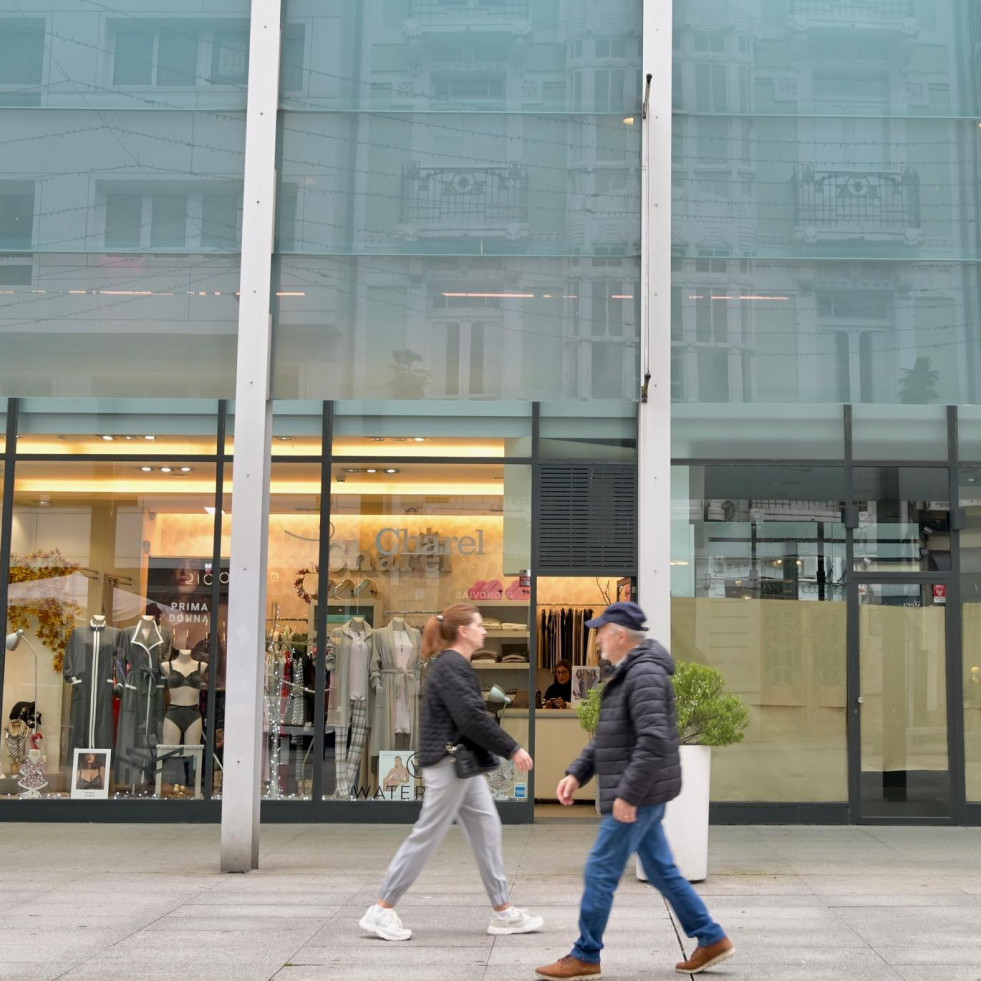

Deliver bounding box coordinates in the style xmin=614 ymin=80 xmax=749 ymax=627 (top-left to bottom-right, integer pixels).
xmin=535 ymin=954 xmax=602 ymax=980
xmin=675 ymin=937 xmax=734 ymax=973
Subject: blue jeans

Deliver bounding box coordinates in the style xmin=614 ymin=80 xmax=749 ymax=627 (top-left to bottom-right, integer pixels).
xmin=572 ymin=804 xmax=726 ymax=964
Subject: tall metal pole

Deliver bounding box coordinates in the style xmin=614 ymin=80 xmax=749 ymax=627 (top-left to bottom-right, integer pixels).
xmin=638 ymin=1 xmax=673 ymax=638
xmin=220 ymin=0 xmax=282 ymax=872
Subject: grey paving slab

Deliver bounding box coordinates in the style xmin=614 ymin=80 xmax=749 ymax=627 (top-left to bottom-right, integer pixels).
xmin=873 ymin=944 xmax=981 ymax=966
xmin=58 ymin=952 xmax=290 ymax=981
xmin=288 ymin=942 xmax=494 ymax=965
xmin=271 ymin=966 xmax=487 ymax=981
xmin=894 ymin=969 xmax=981 ymax=981
xmin=835 ymin=906 xmax=981 ymax=949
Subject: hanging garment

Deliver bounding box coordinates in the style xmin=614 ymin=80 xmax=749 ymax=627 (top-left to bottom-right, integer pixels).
xmin=64 ymin=622 xmax=124 ymax=754
xmin=368 ymin=620 xmax=421 ymax=758
xmin=115 ymin=621 xmax=172 ymax=785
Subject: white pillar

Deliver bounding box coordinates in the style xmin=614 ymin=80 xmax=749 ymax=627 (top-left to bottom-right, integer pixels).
xmin=638 ymin=0 xmax=672 ymax=638
xmin=220 ymin=0 xmax=282 ymax=873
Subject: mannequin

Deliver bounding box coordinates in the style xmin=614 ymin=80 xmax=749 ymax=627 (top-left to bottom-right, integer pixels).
xmin=63 ymin=615 xmax=124 ymax=754
xmin=328 ymin=617 xmax=373 ymax=797
xmin=115 ymin=614 xmax=172 ymax=787
xmin=369 ymin=616 xmax=421 ymax=759
xmin=160 ymin=649 xmax=206 ymax=745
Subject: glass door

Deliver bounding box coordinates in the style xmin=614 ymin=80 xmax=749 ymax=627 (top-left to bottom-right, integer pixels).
xmin=856 ymin=581 xmax=950 ymax=818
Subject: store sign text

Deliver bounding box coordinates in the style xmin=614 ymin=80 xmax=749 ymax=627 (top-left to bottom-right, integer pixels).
xmin=375 ymin=527 xmax=486 ymax=557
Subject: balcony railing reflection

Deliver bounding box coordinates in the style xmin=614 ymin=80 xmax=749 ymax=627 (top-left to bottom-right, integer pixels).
xmin=400 ymin=164 xmax=528 ymax=235
xmin=409 ymin=0 xmax=530 ymax=19
xmin=793 ymin=167 xmax=920 ymax=242
xmin=790 ymin=0 xmax=916 ymax=31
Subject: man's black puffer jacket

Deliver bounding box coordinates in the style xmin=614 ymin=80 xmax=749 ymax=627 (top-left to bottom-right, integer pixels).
xmin=566 ymin=639 xmax=682 ymax=814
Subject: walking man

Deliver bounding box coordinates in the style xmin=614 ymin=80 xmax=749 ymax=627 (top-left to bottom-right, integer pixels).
xmin=534 ymin=602 xmax=734 ymax=979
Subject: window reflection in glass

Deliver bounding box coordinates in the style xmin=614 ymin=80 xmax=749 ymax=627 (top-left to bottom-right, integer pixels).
xmin=672 ymin=465 xmax=848 ymax=803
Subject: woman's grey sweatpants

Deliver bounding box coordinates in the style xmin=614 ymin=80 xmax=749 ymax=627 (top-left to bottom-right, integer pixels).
xmin=379 ymin=758 xmax=510 ymax=908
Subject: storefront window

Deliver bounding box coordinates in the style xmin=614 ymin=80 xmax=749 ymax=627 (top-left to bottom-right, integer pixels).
xmin=262 ymin=460 xmax=532 ymax=803
xmin=672 ymin=464 xmax=848 ymax=803
xmin=2 ymin=448 xmax=226 ymax=801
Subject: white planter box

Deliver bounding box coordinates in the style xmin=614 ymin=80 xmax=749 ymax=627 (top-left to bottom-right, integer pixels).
xmin=636 ymin=744 xmax=710 ymax=883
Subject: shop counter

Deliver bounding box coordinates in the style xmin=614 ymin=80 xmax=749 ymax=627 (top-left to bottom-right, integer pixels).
xmin=501 ymin=709 xmax=596 ymax=802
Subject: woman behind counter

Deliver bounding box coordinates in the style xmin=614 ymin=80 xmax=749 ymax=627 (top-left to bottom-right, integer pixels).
xmin=543 ymin=659 xmax=572 ymax=708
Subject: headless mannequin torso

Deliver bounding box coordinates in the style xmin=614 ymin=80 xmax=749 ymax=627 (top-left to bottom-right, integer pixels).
xmin=160 ymin=649 xmax=206 ymax=745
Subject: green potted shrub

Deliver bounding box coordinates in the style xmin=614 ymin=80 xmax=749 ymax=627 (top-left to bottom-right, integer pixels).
xmin=653 ymin=660 xmax=748 ymax=882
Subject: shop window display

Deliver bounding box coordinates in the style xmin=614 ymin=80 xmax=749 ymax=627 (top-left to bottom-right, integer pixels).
xmin=261 ymin=461 xmax=533 ymax=802
xmin=2 ymin=459 xmax=225 ymax=801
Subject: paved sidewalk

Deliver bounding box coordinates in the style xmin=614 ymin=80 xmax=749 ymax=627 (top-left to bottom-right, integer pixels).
xmin=0 ymin=821 xmax=979 ymax=980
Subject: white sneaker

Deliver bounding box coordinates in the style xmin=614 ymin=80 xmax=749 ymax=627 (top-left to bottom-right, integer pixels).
xmin=359 ymin=904 xmax=412 ymax=941
xmin=487 ymin=905 xmax=544 ymax=935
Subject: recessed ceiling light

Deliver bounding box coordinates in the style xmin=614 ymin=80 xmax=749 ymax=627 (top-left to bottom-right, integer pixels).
xmin=370 ymin=437 xmax=385 ymax=442
xmin=144 ymin=435 xmax=155 ymax=441
xmin=344 ymin=468 xmax=359 ymax=473
xmin=413 ymin=437 xmax=426 ymax=442
xmin=365 ymin=468 xmax=378 ymax=473
xmin=140 ymin=466 xmax=153 ymax=472
xmin=160 ymin=466 xmax=173 ymax=473
xmin=385 ymin=468 xmax=399 ymax=474
xmin=100 ymin=435 xmax=114 ymax=441
xmin=180 ymin=467 xmax=192 ymax=473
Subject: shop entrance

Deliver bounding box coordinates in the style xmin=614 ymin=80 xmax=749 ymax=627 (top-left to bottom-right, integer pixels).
xmin=851 ymin=579 xmax=952 ymax=820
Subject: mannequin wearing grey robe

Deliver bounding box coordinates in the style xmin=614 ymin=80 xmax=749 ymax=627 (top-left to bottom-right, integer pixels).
xmin=368 ymin=618 xmax=421 ymax=758
xmin=63 ymin=618 xmax=123 ymax=754
xmin=328 ymin=619 xmax=372 ymax=795
xmin=115 ymin=617 xmax=172 ymax=786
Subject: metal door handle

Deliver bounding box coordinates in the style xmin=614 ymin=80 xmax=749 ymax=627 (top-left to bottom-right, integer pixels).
xmin=857 ymin=696 xmax=864 ymax=704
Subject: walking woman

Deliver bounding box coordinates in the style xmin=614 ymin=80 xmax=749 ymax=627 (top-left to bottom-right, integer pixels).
xmin=359 ymin=603 xmax=544 ymax=941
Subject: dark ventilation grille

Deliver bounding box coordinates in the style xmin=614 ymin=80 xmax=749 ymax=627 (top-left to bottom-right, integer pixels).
xmin=537 ymin=465 xmax=637 ymax=574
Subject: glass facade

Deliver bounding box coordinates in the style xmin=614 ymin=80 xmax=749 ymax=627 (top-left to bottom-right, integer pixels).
xmin=672 ymin=0 xmax=981 ymax=819
xmin=4 ymin=0 xmax=981 ymax=823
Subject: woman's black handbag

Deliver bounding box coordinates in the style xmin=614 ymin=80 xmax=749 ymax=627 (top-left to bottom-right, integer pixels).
xmin=446 ymin=740 xmax=498 ymax=778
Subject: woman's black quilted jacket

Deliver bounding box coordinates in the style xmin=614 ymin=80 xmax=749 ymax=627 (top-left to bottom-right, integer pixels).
xmin=566 ymin=639 xmax=682 ymax=814
xmin=417 ymin=649 xmax=520 ymax=767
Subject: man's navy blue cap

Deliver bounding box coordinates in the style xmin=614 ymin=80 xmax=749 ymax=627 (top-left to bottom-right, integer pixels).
xmin=585 ymin=601 xmax=647 ymax=631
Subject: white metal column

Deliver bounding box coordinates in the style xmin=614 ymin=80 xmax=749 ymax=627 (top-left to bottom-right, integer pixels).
xmin=220 ymin=0 xmax=282 ymax=873
xmin=638 ymin=1 xmax=672 ymax=637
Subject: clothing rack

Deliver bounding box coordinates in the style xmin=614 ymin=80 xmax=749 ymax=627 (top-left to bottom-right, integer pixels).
xmin=383 ymin=609 xmax=439 ymax=616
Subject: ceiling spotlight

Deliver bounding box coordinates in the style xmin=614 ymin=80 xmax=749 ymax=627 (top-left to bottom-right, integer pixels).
xmin=100 ymin=435 xmax=114 ymax=441
xmin=344 ymin=468 xmax=359 ymax=473
xmin=180 ymin=467 xmax=192 ymax=473
xmin=144 ymin=435 xmax=155 ymax=441
xmin=160 ymin=466 xmax=173 ymax=473
xmin=413 ymin=437 xmax=426 ymax=442
xmin=365 ymin=468 xmax=378 ymax=473
xmin=140 ymin=466 xmax=153 ymax=472
xmin=370 ymin=437 xmax=385 ymax=442
xmin=384 ymin=468 xmax=399 ymax=474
